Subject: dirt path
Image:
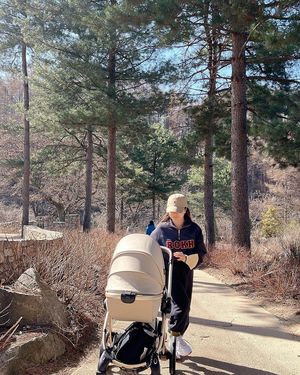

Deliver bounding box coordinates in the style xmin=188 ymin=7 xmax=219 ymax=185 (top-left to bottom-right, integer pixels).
xmin=71 ymin=270 xmax=300 ymax=375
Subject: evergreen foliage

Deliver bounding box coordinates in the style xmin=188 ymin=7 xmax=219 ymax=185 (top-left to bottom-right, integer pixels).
xmin=260 ymin=206 xmax=281 ymax=237
xmin=0 ymin=0 xmax=34 ymax=228
xmin=0 ymin=0 xmax=299 ymax=240
xmin=249 ymin=84 xmax=300 ymax=167
xmin=187 ymin=157 xmax=231 ymax=219
xmin=118 ymin=123 xmax=185 ymax=219
xmin=28 ymin=0 xmax=172 ymax=231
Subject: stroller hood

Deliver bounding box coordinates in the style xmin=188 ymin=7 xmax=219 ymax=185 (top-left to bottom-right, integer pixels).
xmin=106 ymin=233 xmax=165 ymax=295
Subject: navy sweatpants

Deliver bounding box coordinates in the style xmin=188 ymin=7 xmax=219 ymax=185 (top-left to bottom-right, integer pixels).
xmin=167 ymin=259 xmax=194 ymax=335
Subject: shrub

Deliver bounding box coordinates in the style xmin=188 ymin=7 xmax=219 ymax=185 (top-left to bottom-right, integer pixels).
xmin=248 ymin=256 xmax=300 ymax=300
xmin=279 ymin=221 xmax=300 ymax=263
xmin=206 ymin=243 xmax=250 ymax=276
xmin=207 ymin=240 xmax=300 ymax=302
xmin=260 ymin=206 xmax=280 ymax=237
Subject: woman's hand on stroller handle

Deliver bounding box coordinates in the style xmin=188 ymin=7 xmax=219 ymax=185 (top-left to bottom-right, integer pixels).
xmin=173 ymin=251 xmax=187 ymax=263
xmin=160 ymin=246 xmax=187 ymax=263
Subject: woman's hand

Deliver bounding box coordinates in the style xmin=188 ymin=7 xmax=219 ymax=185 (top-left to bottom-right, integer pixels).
xmin=173 ymin=251 xmax=187 ymax=263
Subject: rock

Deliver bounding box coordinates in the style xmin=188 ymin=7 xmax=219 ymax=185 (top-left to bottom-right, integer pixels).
xmin=14 ymin=267 xmax=49 ymax=293
xmin=0 ymin=332 xmax=65 ymax=375
xmin=0 ymin=268 xmax=68 ymax=328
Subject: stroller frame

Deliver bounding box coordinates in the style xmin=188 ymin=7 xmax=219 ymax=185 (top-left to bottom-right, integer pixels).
xmin=97 ymin=245 xmax=178 ymax=375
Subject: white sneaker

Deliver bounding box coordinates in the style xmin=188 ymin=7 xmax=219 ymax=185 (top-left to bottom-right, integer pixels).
xmin=168 ymin=336 xmax=192 ymax=359
xmin=176 ymin=336 xmax=192 ymax=357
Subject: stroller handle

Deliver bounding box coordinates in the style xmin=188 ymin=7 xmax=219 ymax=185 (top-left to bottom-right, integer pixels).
xmin=160 ymin=246 xmax=173 ymax=299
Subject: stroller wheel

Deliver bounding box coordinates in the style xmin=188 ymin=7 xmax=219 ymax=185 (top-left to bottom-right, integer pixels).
xmin=99 ymin=342 xmax=104 ymax=358
xmin=169 ymin=336 xmax=176 ymax=375
xmin=150 ymin=353 xmax=161 ymax=375
xmin=96 ymin=350 xmax=111 ymax=374
xmin=97 ymin=330 xmax=113 ymax=363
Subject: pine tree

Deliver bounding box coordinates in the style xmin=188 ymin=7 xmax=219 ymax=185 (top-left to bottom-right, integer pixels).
xmin=135 ymin=0 xmax=299 ymax=249
xmin=123 ymin=0 xmax=233 ymax=245
xmin=220 ymin=0 xmax=299 ymax=248
xmin=0 ymin=0 xmax=33 ymax=232
xmin=29 ymin=0 xmax=169 ymax=232
xmin=118 ymin=123 xmax=185 ymax=221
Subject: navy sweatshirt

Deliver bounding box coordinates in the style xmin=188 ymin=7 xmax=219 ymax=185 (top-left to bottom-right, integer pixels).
xmin=150 ymin=217 xmax=207 ymax=268
xmin=150 ymin=217 xmax=207 ymax=334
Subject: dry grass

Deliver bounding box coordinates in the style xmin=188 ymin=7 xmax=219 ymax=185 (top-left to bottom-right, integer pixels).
xmin=215 ymin=214 xmax=232 ymax=243
xmin=210 ymin=207 xmax=300 ymax=304
xmin=0 ymin=203 xmax=21 ymax=223
xmin=206 ymin=243 xmax=250 ymax=277
xmin=207 ymin=226 xmax=300 ymax=303
xmin=22 ymin=229 xmax=123 ymax=347
xmin=249 ymin=225 xmax=300 ymax=301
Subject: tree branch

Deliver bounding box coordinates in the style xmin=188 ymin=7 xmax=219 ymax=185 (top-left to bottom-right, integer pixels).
xmin=247 ymin=75 xmax=300 ymax=84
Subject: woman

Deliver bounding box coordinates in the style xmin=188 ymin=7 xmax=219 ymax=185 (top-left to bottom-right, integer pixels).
xmin=150 ymin=193 xmax=207 ymax=359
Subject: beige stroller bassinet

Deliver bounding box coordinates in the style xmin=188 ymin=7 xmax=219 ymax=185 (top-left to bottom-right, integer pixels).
xmin=97 ymin=233 xmax=176 ymax=375
xmin=106 ymin=233 xmax=165 ymax=323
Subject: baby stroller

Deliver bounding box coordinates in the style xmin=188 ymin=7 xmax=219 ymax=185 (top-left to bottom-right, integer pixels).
xmin=96 ymin=233 xmax=178 ymax=375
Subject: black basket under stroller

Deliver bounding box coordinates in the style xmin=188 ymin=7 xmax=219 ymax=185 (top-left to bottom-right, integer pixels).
xmin=96 ymin=233 xmax=179 ymax=375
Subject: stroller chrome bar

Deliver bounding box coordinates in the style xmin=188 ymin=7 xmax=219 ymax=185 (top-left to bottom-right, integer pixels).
xmin=160 ymin=246 xmax=173 ymax=299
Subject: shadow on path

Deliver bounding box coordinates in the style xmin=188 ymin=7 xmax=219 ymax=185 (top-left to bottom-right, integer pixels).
xmin=192 ymin=280 xmax=247 ymax=297
xmin=193 ymin=280 xmax=229 ymax=287
xmin=176 ymin=356 xmax=280 ymax=375
xmin=189 ymin=316 xmax=300 ymax=342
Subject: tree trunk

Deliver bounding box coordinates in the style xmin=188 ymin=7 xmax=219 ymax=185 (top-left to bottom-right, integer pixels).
xmin=56 ymin=204 xmax=65 ymax=222
xmin=120 ymin=197 xmax=124 ymax=228
xmin=83 ymin=126 xmax=93 ymax=232
xmin=231 ymin=32 xmax=251 ymax=249
xmin=203 ymin=6 xmax=217 ymax=247
xmin=106 ymin=124 xmax=116 ymax=233
xmin=21 ymin=42 xmax=30 ymax=234
xmin=204 ymin=134 xmax=215 ymax=246
xmin=151 ymin=151 xmax=157 ymax=221
xmin=106 ymin=0 xmax=117 ymax=233
xmin=152 ymin=193 xmax=156 ymax=221
xmin=157 ymin=201 xmax=160 ymax=222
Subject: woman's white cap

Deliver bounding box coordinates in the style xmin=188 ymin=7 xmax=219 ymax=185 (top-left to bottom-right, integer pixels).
xmin=166 ymin=193 xmax=187 ymax=213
